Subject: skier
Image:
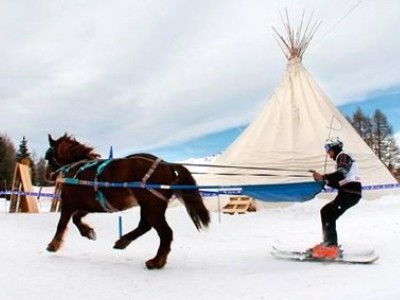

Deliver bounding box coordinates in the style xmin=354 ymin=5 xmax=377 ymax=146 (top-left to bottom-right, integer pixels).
xmin=310 ymin=137 xmax=362 ymax=259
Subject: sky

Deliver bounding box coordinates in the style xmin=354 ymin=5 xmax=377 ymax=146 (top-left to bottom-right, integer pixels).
xmin=1 ymin=0 xmax=399 ymax=161
xmin=1 ymin=191 xmax=400 ymax=299
xmin=152 ymin=95 xmax=400 ymax=161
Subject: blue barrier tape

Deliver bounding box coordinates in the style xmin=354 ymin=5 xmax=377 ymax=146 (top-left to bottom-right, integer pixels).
xmin=321 ymin=183 xmax=400 ymax=193
xmin=0 ymin=190 xmax=60 ymax=198
xmin=1 ymin=182 xmax=399 ymax=199
xmin=57 ymin=178 xmax=400 ymax=192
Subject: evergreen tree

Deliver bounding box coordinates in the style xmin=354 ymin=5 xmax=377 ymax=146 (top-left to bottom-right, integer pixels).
xmin=0 ymin=133 xmax=16 ymax=191
xmin=16 ymin=136 xmax=31 ymax=162
xmin=15 ymin=136 xmax=36 ymax=185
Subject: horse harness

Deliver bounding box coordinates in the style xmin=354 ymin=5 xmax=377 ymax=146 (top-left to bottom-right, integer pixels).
xmin=56 ymin=156 xmax=169 ymax=212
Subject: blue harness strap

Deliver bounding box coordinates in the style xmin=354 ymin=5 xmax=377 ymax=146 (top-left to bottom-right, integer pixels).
xmin=73 ymin=160 xmax=99 ymax=179
xmin=93 ymin=158 xmax=116 ymax=212
xmin=60 ymin=158 xmax=117 ymax=212
xmin=96 ymin=158 xmax=113 ymax=178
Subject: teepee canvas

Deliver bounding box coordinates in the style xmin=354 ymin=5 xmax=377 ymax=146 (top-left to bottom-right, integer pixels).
xmin=198 ymin=14 xmax=397 ymax=199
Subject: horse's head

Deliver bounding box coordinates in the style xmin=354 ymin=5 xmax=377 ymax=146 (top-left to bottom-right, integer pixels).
xmin=45 ymin=133 xmax=100 ymax=180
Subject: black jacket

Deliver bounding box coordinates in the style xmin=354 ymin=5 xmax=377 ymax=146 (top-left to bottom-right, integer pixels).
xmin=323 ymin=152 xmax=362 ymax=196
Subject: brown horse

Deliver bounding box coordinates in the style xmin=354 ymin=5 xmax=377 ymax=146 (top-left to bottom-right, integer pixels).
xmin=45 ymin=133 xmax=210 ymax=269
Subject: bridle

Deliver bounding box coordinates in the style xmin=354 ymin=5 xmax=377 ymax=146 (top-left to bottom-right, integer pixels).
xmin=45 ymin=147 xmax=64 ymax=177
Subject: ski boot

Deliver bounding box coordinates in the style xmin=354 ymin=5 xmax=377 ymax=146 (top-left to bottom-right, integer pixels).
xmin=310 ymin=243 xmax=341 ymax=259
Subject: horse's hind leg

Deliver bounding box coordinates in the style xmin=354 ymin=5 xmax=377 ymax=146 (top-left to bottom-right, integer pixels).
xmin=72 ymin=210 xmax=96 ymax=240
xmin=47 ymin=208 xmax=74 ymax=252
xmin=144 ymin=209 xmax=173 ymax=270
xmin=114 ymin=209 xmax=152 ymax=249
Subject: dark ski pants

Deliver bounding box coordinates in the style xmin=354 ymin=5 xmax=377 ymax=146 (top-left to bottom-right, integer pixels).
xmin=321 ymin=191 xmax=361 ymax=246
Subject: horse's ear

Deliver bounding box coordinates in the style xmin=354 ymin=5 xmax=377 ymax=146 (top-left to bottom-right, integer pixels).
xmin=48 ymin=134 xmax=56 ymax=146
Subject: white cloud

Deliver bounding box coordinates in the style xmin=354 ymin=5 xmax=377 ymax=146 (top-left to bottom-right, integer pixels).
xmin=1 ymin=0 xmax=399 ymax=158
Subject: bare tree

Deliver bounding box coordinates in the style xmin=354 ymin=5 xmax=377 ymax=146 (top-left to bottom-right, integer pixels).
xmin=0 ymin=133 xmax=16 ymax=191
xmin=348 ymin=108 xmax=399 ymax=171
xmin=371 ymin=109 xmax=399 ymax=167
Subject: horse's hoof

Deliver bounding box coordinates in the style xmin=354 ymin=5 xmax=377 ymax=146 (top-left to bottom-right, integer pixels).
xmin=87 ymin=230 xmax=97 ymax=240
xmin=113 ymin=244 xmax=124 ymax=250
xmin=113 ymin=238 xmax=130 ymax=250
xmin=145 ymin=259 xmax=166 ymax=270
xmin=47 ymin=244 xmax=58 ymax=252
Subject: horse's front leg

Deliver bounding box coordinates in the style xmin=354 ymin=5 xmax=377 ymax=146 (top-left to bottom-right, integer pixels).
xmin=47 ymin=208 xmax=74 ymax=252
xmin=72 ymin=210 xmax=96 ymax=240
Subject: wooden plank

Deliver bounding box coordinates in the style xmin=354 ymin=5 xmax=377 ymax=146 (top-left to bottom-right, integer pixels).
xmin=18 ymin=164 xmax=39 ymax=213
xmin=222 ymin=196 xmax=254 ymax=214
xmin=9 ymin=163 xmax=39 ymax=213
xmin=50 ymin=181 xmax=62 ymax=212
xmin=8 ymin=165 xmax=20 ymax=213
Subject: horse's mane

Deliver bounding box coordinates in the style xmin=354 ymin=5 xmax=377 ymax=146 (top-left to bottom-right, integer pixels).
xmin=57 ymin=134 xmax=100 ymax=162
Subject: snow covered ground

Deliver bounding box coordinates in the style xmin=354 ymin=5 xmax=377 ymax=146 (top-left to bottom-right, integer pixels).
xmin=1 ymin=191 xmax=400 ymax=300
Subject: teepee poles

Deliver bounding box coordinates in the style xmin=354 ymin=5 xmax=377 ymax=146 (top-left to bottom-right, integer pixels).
xmin=272 ymin=9 xmax=321 ymax=60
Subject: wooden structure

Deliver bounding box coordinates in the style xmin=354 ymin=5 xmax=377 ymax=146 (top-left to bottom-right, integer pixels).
xmin=221 ymin=196 xmax=256 ymax=214
xmin=9 ymin=163 xmax=39 ymax=213
xmin=50 ymin=181 xmax=62 ymax=212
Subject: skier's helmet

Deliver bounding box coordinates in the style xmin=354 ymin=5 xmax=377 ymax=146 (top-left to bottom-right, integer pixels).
xmin=324 ymin=137 xmax=343 ymax=153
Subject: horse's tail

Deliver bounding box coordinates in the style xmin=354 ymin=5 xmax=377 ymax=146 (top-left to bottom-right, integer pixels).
xmin=171 ymin=164 xmax=210 ymax=231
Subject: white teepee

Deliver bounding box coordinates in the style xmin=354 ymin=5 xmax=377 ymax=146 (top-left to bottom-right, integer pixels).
xmin=198 ymin=14 xmax=397 ymax=199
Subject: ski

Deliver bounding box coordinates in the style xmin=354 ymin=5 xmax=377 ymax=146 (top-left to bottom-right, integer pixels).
xmin=271 ymin=246 xmax=379 ymax=264
xmin=272 ymin=245 xmax=375 ymax=257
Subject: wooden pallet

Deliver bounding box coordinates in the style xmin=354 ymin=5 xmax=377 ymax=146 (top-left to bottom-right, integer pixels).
xmin=9 ymin=163 xmax=39 ymax=213
xmin=221 ymin=196 xmax=256 ymax=214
